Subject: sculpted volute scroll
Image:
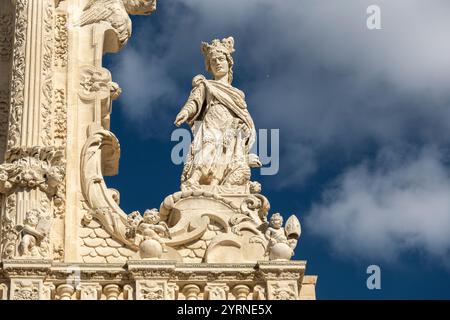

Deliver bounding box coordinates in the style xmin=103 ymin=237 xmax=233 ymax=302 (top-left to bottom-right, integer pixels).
xmin=79 ymin=36 xmax=303 ymax=263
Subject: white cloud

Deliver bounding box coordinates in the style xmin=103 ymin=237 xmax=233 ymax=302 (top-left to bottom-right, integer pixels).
xmin=306 ymin=147 xmax=450 ymax=264
xmin=109 ymin=0 xmax=450 ymax=187
xmin=106 ymin=0 xmax=450 ymax=266
xmin=112 ymin=48 xmax=177 ymax=121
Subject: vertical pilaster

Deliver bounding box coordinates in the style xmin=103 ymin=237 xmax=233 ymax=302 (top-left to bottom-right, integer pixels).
xmin=0 ymin=0 xmax=65 ymax=262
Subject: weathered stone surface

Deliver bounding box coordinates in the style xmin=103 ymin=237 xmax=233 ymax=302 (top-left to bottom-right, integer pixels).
xmin=0 ymin=0 xmax=316 ymax=300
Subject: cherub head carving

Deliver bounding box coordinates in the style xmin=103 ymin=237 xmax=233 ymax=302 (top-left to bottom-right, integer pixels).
xmin=269 ymin=212 xmax=284 ymax=229
xmin=142 ymin=208 xmax=160 ymax=225
xmin=201 ymin=37 xmax=235 ymax=83
xmin=24 ymin=209 xmax=41 ymax=228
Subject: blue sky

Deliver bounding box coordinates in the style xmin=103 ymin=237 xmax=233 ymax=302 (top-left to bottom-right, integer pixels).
xmin=104 ymin=0 xmax=450 ymax=299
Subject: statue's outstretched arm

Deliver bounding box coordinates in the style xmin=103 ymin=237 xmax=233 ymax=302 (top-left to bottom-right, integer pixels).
xmin=174 ymin=81 xmax=205 ymax=127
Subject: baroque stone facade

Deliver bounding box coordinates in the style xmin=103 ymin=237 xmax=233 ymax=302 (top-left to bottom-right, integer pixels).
xmin=0 ymin=0 xmax=317 ymax=300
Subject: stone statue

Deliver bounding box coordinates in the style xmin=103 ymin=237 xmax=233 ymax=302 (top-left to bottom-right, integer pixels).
xmin=79 ymin=0 xmax=157 ymax=46
xmin=265 ymin=213 xmax=302 ymax=260
xmin=174 ymin=37 xmax=261 ymax=193
xmin=17 ymin=209 xmax=52 ymax=258
xmin=136 ymin=209 xmax=170 ymax=259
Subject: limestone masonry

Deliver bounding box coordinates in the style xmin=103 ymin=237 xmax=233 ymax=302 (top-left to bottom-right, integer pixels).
xmin=0 ymin=0 xmax=317 ymax=300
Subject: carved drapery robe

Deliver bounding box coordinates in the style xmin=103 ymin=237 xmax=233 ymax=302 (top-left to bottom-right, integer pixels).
xmin=180 ymin=75 xmax=256 ymax=189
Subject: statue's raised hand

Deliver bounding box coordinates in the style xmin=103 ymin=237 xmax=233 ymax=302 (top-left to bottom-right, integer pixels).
xmin=174 ymin=110 xmax=189 ymax=127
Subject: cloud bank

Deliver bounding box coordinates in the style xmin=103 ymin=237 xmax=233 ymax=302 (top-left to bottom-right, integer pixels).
xmin=306 ymin=147 xmax=450 ymax=264
xmin=108 ymin=0 xmax=450 ymax=264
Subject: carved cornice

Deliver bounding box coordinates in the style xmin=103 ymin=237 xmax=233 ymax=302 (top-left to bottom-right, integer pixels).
xmin=0 ymin=260 xmax=314 ymax=300
xmin=2 ymin=259 xmax=52 ymax=277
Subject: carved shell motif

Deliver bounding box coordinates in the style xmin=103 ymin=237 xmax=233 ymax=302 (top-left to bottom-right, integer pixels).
xmin=284 ymin=215 xmax=301 ymax=240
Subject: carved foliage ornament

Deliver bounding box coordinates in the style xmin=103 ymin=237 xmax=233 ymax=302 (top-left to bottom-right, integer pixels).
xmin=12 ymin=280 xmax=40 ymax=300
xmin=41 ymin=0 xmax=55 ymax=147
xmin=1 ymin=194 xmax=18 ymax=259
xmin=78 ymin=0 xmax=157 ymax=47
xmin=7 ymin=0 xmax=28 ymax=150
xmin=0 ymin=146 xmax=65 ymax=203
xmin=54 ymin=13 xmax=68 ymax=67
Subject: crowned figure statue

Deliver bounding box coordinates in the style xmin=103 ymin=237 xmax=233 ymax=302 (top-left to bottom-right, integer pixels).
xmin=174 ymin=37 xmax=261 ymax=194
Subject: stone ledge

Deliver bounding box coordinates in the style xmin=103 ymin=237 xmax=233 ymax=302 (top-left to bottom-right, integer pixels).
xmin=0 ymin=259 xmax=316 ymax=300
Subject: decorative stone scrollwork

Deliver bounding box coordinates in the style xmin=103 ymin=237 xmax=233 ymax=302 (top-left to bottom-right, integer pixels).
xmin=0 ymin=146 xmax=65 ymax=202
xmin=205 ymin=283 xmax=229 ymax=300
xmin=40 ymin=0 xmax=55 ymax=147
xmin=53 ymin=89 xmax=67 ymax=146
xmin=267 ymin=281 xmax=298 ymax=300
xmin=80 ymin=124 xmax=138 ymax=251
xmin=136 ymin=280 xmax=166 ymax=300
xmin=7 ymin=0 xmax=28 ymax=150
xmin=74 ymin=32 xmax=304 ymax=273
xmin=77 ymin=0 xmax=157 ymax=48
xmin=54 ymin=13 xmax=68 ymax=68
xmin=77 ymin=283 xmax=102 ymax=300
xmin=79 ymin=66 xmax=121 ymax=100
xmin=78 ymin=65 xmax=121 ymax=130
xmin=1 ymin=194 xmax=19 ymax=259
xmin=11 ymin=279 xmax=42 ymax=300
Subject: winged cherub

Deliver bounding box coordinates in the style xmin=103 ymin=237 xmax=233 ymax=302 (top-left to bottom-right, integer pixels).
xmin=79 ymin=0 xmax=157 ymax=46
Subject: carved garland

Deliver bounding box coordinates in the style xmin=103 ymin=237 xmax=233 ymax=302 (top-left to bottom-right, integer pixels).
xmin=1 ymin=194 xmax=18 ymax=259
xmin=41 ymin=0 xmax=55 ymax=147
xmin=7 ymin=0 xmax=28 ymax=150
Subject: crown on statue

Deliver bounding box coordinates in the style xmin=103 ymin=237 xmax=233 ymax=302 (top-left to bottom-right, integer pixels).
xmin=201 ymin=36 xmax=235 ymax=59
